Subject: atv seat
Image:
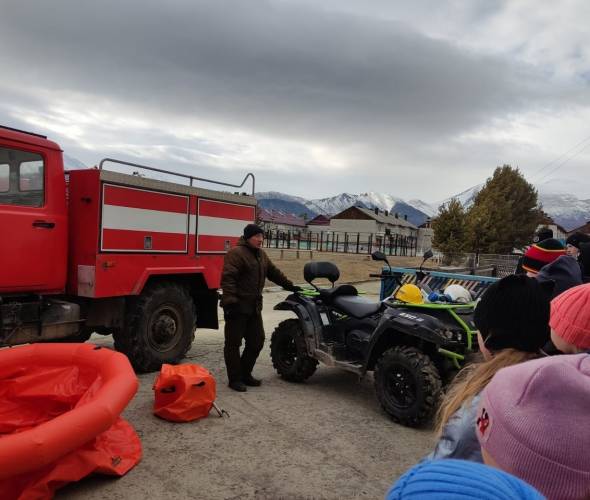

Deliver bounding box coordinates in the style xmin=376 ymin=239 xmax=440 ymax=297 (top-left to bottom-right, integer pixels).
xmin=332 ymin=296 xmax=382 ymax=319
xmin=304 ymin=261 xmax=341 ymax=284
xmin=318 ymin=284 xmax=358 ymax=302
xmin=304 ymin=261 xmax=359 ymax=302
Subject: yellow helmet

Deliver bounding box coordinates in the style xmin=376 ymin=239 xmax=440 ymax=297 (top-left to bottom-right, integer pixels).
xmin=394 ymin=284 xmax=423 ymax=304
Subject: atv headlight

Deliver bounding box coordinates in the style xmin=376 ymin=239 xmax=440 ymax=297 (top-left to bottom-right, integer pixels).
xmin=441 ymin=329 xmax=463 ymax=342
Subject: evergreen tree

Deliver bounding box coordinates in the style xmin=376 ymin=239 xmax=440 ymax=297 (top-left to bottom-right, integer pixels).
xmin=432 ymin=198 xmax=467 ymax=263
xmin=466 ymin=165 xmax=541 ymax=254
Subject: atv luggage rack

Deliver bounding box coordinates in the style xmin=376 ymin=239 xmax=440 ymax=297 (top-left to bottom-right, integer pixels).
xmin=99 ymin=158 xmax=255 ymax=195
xmin=379 ymin=267 xmax=498 ymax=302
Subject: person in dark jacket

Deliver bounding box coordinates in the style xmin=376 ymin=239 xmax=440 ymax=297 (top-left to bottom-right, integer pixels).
xmin=533 ymin=226 xmax=553 ymax=243
xmin=520 ymin=237 xmax=565 ymax=276
xmin=221 ymin=224 xmax=300 ymax=392
xmin=533 ymin=255 xmax=584 ymax=354
xmin=514 ymin=228 xmax=557 ymax=274
xmin=535 ymin=254 xmax=582 ymax=299
xmin=580 ymin=242 xmax=590 ymax=281
xmin=565 ymin=231 xmax=590 ymax=259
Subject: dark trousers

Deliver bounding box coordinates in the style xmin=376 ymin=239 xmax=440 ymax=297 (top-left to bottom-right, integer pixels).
xmin=224 ymin=311 xmax=265 ymax=383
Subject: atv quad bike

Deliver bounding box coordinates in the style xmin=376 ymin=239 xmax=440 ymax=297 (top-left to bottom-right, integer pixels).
xmin=270 ymin=251 xmax=478 ymax=427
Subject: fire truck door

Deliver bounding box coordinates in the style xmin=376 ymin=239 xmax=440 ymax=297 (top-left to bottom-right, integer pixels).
xmin=0 ymin=146 xmax=66 ymax=292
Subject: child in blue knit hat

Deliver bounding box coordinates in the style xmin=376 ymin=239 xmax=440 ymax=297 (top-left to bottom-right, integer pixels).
xmin=387 ymin=459 xmax=544 ymax=499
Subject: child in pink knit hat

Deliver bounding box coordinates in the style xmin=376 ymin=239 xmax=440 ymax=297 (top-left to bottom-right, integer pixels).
xmin=476 ymin=354 xmax=590 ymax=499
xmin=550 ymin=283 xmax=590 ymax=353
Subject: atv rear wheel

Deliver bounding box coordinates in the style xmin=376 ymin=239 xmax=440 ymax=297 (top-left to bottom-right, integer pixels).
xmin=115 ymin=282 xmax=196 ymax=373
xmin=374 ymin=345 xmax=442 ymax=427
xmin=270 ymin=319 xmax=318 ymax=382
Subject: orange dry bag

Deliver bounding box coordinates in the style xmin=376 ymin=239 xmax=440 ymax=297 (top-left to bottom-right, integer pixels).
xmin=153 ymin=364 xmax=217 ymax=422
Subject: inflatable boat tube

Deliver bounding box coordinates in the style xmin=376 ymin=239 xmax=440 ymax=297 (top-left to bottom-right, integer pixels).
xmin=0 ymin=343 xmax=138 ymax=479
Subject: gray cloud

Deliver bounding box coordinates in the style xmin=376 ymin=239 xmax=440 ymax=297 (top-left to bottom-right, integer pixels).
xmin=0 ymin=1 xmax=555 ymax=139
xmin=0 ymin=0 xmax=589 ymax=200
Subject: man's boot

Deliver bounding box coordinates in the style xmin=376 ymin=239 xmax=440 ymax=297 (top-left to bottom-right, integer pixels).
xmin=242 ymin=374 xmax=262 ymax=387
xmin=228 ymin=380 xmax=247 ymax=392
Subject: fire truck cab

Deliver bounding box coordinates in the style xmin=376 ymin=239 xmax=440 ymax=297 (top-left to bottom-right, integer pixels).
xmin=0 ymin=125 xmax=256 ymax=372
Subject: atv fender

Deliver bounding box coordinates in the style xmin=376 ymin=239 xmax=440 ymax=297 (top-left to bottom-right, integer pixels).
xmin=362 ymin=311 xmax=446 ymax=373
xmin=274 ymin=298 xmax=322 ymax=353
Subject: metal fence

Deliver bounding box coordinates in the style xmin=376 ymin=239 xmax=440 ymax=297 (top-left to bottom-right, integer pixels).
xmin=478 ymin=253 xmax=521 ymax=278
xmin=431 ymin=251 xmax=521 ymax=278
xmin=263 ymin=229 xmax=417 ymax=257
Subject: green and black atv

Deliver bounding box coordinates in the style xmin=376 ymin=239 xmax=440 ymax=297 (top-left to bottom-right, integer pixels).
xmin=270 ymin=250 xmax=479 ymax=427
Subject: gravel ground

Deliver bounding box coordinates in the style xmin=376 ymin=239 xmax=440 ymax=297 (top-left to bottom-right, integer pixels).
xmin=58 ymin=281 xmax=434 ymax=500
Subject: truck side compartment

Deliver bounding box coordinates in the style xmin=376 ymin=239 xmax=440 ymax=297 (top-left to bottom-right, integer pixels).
xmin=66 ymin=169 xmax=256 ymax=299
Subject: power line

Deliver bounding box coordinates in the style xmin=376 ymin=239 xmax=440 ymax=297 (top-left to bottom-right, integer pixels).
xmin=531 ymin=132 xmax=590 ymax=180
xmin=535 ymin=140 xmax=590 ymax=184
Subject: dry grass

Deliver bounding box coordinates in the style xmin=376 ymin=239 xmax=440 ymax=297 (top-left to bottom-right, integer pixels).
xmin=264 ymin=249 xmax=428 ymax=286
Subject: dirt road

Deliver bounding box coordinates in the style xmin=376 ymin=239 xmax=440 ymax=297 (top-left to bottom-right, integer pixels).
xmin=59 ymin=282 xmax=434 ymax=500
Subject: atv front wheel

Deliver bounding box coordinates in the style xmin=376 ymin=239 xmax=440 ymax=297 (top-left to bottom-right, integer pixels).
xmin=374 ymin=345 xmax=442 ymax=427
xmin=270 ymin=319 xmax=318 ymax=382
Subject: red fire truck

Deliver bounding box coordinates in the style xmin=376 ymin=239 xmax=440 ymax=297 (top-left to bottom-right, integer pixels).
xmin=0 ymin=125 xmax=256 ymax=371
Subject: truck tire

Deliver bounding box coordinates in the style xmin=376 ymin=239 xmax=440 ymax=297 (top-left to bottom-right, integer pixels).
xmin=115 ymin=282 xmax=196 ymax=373
xmin=270 ymin=319 xmax=318 ymax=382
xmin=374 ymin=345 xmax=442 ymax=427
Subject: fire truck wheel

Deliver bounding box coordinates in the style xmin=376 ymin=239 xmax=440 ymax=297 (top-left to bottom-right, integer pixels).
xmin=116 ymin=282 xmax=196 ymax=372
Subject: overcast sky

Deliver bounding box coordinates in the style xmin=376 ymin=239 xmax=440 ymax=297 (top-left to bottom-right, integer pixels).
xmin=1 ymin=0 xmax=589 ymax=202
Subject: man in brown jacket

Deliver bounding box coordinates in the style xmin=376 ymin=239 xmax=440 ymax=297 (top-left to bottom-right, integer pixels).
xmin=221 ymin=224 xmax=300 ymax=392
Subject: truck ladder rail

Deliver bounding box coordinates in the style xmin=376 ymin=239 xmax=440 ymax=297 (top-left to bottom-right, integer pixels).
xmin=98 ymin=158 xmax=255 ymax=195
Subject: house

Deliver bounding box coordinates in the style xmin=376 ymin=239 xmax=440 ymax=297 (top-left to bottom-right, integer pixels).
xmin=536 ymin=214 xmax=567 ymax=241
xmin=419 ymin=218 xmax=433 ymax=229
xmin=258 ymin=208 xmax=306 ymax=233
xmin=306 ymin=214 xmax=330 ymax=233
xmin=567 ymin=221 xmax=590 ymax=237
xmin=329 ymin=206 xmax=417 ymax=236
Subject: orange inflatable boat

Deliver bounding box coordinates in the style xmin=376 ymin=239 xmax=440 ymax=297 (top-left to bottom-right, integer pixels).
xmin=0 ymin=343 xmax=139 ymax=481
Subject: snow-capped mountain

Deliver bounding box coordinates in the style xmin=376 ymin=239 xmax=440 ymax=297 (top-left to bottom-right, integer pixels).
xmin=256 ymin=191 xmax=308 ymax=204
xmin=63 ymin=154 xmax=87 ymax=171
xmin=304 ymin=193 xmax=366 ymax=215
xmin=407 ymin=199 xmax=437 ymax=217
xmin=536 ymin=192 xmax=590 ymax=231
xmin=437 ymin=184 xmax=483 ymax=209
xmin=302 ymin=192 xmax=402 ymax=215
xmin=257 ymin=184 xmax=590 ymax=231
xmin=256 ymin=191 xmax=317 ymax=218
xmin=258 ymin=191 xmax=433 ymax=225
xmin=391 ymin=201 xmax=433 ymax=226
xmin=437 ymin=184 xmax=590 ymax=230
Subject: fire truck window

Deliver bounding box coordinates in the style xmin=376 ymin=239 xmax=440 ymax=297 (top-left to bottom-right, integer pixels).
xmin=0 ymin=163 xmax=8 ymax=192
xmin=0 ymin=147 xmax=44 ymax=207
xmin=20 ymin=161 xmax=44 ymax=190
